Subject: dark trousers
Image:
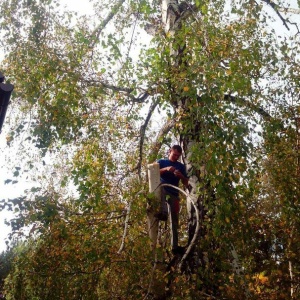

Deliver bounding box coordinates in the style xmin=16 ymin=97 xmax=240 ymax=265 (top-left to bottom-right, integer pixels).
xmin=161 ymin=188 xmax=180 ymax=249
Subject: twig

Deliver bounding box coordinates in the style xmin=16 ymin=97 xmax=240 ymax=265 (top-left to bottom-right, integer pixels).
xmin=117 ymin=190 xmax=145 ymax=254
xmin=148 ymin=116 xmax=177 ymax=162
xmin=138 ymin=98 xmax=160 ymax=176
xmin=261 ymin=0 xmax=290 ymax=31
xmin=83 ymin=79 xmax=152 ymax=103
xmin=89 ymin=0 xmax=126 ymax=48
xmin=223 ymin=94 xmax=272 ymax=121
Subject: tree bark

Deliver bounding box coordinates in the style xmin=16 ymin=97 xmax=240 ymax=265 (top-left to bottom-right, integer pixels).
xmin=161 ymin=0 xmax=205 ymax=269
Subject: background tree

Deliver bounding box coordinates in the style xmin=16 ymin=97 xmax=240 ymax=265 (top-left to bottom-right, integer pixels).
xmin=0 ymin=247 xmax=14 ymax=296
xmin=0 ymin=0 xmax=300 ymax=299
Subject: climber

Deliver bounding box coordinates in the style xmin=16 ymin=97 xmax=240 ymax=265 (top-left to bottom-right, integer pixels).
xmin=156 ymin=145 xmax=188 ymax=255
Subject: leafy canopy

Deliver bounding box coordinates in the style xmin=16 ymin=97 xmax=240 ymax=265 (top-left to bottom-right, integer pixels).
xmin=0 ymin=0 xmax=300 ymax=299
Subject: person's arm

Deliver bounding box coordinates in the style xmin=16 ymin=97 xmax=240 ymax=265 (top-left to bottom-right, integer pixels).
xmin=160 ymin=166 xmax=175 ymax=174
xmin=174 ymin=169 xmax=189 ymax=188
xmin=181 ymin=176 xmax=189 ymax=188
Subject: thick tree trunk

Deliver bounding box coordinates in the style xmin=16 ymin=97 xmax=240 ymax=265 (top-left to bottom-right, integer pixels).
xmin=160 ymin=3 xmax=253 ymax=298
xmin=161 ymin=0 xmax=205 ymax=267
xmin=145 ymin=1 xmax=224 ymax=297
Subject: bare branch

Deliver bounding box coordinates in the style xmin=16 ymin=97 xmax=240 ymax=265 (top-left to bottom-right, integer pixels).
xmin=117 ymin=200 xmax=132 ymax=254
xmin=261 ymin=0 xmax=290 ymax=30
xmin=83 ymin=78 xmax=151 ymax=103
xmin=99 ymin=81 xmax=133 ymax=94
xmin=278 ymin=7 xmax=300 ymax=14
xmin=223 ymin=94 xmax=272 ymax=121
xmin=137 ymin=98 xmax=160 ymax=175
xmin=117 ymin=97 xmax=161 ymax=181
xmin=90 ymin=0 xmax=126 ymax=48
xmin=101 ymin=83 xmax=150 ymax=103
xmin=148 ymin=117 xmax=177 ymax=163
xmin=117 ymin=190 xmax=145 ymax=254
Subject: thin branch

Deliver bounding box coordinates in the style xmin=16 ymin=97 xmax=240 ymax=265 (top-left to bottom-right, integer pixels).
xmin=261 ymin=0 xmax=290 ymax=30
xmin=89 ymin=0 xmax=126 ymax=48
xmin=125 ymin=4 xmax=140 ymax=63
xmin=83 ymin=78 xmax=151 ymax=103
xmin=278 ymin=7 xmax=300 ymax=15
xmin=148 ymin=117 xmax=177 ymax=163
xmin=99 ymin=81 xmax=134 ymax=94
xmin=137 ymin=98 xmax=160 ymax=176
xmin=223 ymin=94 xmax=272 ymax=121
xmin=83 ymin=78 xmax=132 ymax=93
xmin=117 ymin=201 xmax=132 ymax=254
xmin=117 ymin=190 xmax=145 ymax=254
xmin=198 ymin=292 xmax=220 ymax=300
xmin=116 ymin=97 xmax=160 ymax=182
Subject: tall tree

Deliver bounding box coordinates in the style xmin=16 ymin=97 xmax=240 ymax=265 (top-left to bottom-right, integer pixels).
xmin=0 ymin=0 xmax=300 ymax=299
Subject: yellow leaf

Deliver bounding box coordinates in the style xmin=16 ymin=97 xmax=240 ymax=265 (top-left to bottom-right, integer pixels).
xmin=258 ymin=273 xmax=268 ymax=284
xmin=183 ymin=86 xmax=189 ymax=92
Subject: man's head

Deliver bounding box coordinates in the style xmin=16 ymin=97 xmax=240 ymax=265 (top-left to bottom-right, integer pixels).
xmin=168 ymin=145 xmax=183 ymax=162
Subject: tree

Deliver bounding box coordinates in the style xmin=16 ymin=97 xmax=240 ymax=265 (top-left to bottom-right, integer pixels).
xmin=0 ymin=247 xmax=14 ymax=295
xmin=0 ymin=0 xmax=300 ymax=299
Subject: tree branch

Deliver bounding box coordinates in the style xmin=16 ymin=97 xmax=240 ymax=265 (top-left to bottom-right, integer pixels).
xmin=148 ymin=117 xmax=177 ymax=163
xmin=117 ymin=190 xmax=145 ymax=254
xmin=137 ymin=98 xmax=160 ymax=176
xmin=89 ymin=0 xmax=126 ymax=48
xmin=223 ymin=94 xmax=272 ymax=121
xmin=83 ymin=79 xmax=151 ymax=103
xmin=261 ymin=0 xmax=290 ymax=31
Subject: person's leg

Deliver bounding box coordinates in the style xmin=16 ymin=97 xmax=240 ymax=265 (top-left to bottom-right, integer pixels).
xmin=155 ymin=188 xmax=169 ymax=221
xmin=168 ymin=195 xmax=180 ymax=251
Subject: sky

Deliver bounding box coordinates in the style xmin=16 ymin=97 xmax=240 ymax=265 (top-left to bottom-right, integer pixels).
xmin=0 ymin=0 xmax=299 ymax=252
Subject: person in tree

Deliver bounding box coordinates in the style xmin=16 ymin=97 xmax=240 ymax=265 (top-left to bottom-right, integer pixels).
xmin=156 ymin=145 xmax=189 ymax=255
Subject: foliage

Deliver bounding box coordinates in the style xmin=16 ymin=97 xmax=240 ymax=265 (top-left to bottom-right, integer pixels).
xmin=0 ymin=247 xmax=15 ymax=294
xmin=0 ymin=0 xmax=300 ymax=299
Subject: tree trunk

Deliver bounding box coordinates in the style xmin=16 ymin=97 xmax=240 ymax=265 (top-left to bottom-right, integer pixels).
xmin=160 ymin=1 xmax=248 ymax=293
xmin=161 ymin=0 xmax=205 ymax=269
